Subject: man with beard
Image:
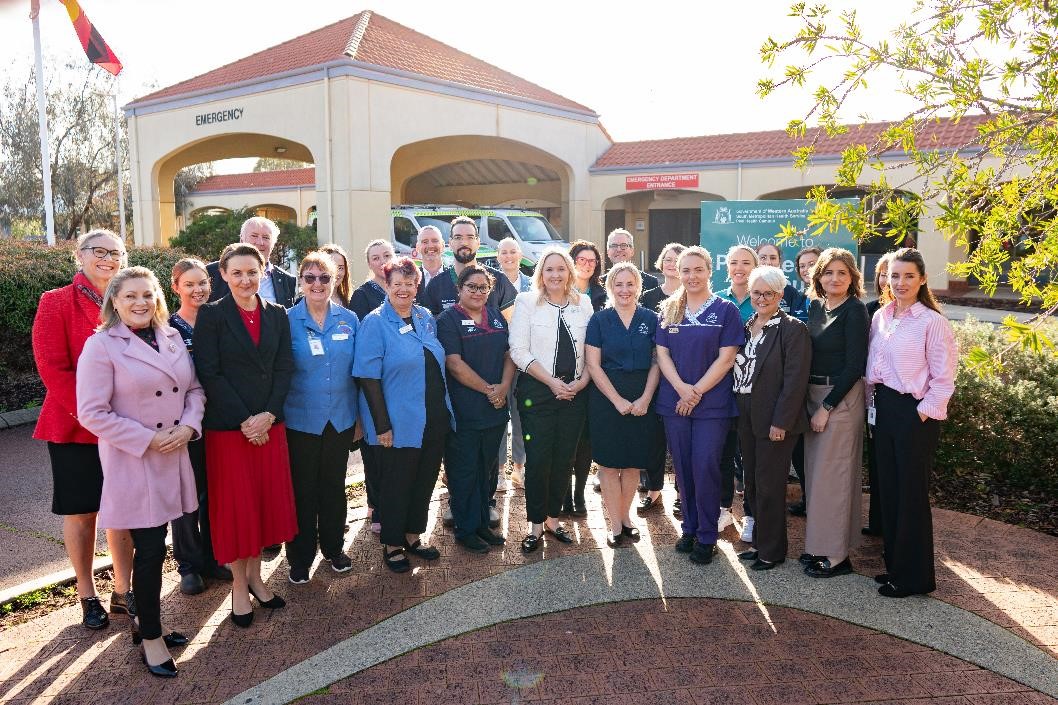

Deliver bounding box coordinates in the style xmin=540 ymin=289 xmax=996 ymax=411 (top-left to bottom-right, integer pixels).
xmin=423 ymin=216 xmax=517 ymax=320
xmin=415 ymin=225 xmax=446 ymax=306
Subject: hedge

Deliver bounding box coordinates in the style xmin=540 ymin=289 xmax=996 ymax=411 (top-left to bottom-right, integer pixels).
xmin=168 ymin=207 xmax=318 ymax=266
xmin=0 ymin=240 xmax=190 ymax=373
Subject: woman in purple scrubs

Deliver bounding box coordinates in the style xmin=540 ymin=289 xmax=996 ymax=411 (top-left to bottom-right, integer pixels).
xmin=655 ymin=246 xmax=744 ymax=565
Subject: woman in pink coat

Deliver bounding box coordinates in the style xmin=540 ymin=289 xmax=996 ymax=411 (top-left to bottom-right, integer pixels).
xmin=77 ymin=267 xmax=204 ymax=679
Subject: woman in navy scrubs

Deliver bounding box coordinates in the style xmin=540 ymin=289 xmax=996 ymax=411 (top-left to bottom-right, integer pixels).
xmin=437 ymin=265 xmax=516 ymax=554
xmin=349 ymin=239 xmax=394 ymax=534
xmin=655 ymin=246 xmax=743 ymax=565
xmin=352 ymin=257 xmax=454 ymax=573
xmin=585 ymin=263 xmax=660 ymax=547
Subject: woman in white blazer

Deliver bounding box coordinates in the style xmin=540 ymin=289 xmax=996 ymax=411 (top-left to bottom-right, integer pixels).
xmin=508 ymin=248 xmax=593 ymax=553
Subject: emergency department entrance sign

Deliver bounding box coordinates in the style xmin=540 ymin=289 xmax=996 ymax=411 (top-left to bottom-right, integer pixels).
xmin=700 ymin=199 xmax=860 ymax=291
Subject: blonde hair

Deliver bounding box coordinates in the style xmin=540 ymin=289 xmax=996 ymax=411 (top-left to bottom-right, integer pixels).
xmin=660 ymin=246 xmax=714 ymax=326
xmin=725 ymin=245 xmax=760 ymax=279
xmin=654 ymin=242 xmax=686 ymax=271
xmin=604 ymin=262 xmax=643 ymax=307
xmin=318 ymin=244 xmax=352 ymax=305
xmin=531 ymin=247 xmax=578 ymax=305
xmin=98 ymin=267 xmax=169 ymax=332
xmin=74 ymin=229 xmax=127 ymax=269
xmin=808 ymin=247 xmax=865 ymax=300
xmin=171 ymin=257 xmax=208 ymax=288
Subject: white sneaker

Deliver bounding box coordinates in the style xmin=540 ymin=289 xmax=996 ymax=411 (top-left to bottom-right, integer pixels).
xmin=739 ymin=517 xmax=755 ymax=543
xmin=442 ymin=506 xmax=454 ymax=527
xmin=510 ymin=465 xmax=524 ymax=489
xmin=718 ymin=507 xmax=734 ymax=532
xmin=488 ymin=506 xmax=500 ymax=527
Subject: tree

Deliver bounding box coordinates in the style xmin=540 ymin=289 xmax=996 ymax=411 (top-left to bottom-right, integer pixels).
xmin=169 ymin=207 xmax=318 ymax=267
xmin=253 ymin=157 xmax=310 ymax=172
xmin=759 ymin=0 xmax=1058 ymax=368
xmin=0 ymin=60 xmax=129 ymax=240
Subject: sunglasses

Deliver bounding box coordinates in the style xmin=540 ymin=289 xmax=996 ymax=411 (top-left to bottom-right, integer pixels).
xmin=302 ymin=274 xmax=332 ymax=285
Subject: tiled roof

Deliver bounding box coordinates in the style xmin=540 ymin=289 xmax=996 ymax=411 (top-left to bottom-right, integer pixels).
xmin=131 ymin=11 xmax=594 ymax=114
xmin=592 ymin=115 xmax=992 ymax=169
xmin=192 ymin=168 xmax=315 ymax=193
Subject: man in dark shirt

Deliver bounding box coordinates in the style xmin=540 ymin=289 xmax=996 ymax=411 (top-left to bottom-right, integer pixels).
xmin=206 ymin=216 xmax=297 ymax=308
xmin=602 ymin=227 xmax=659 ymax=290
xmin=423 ymin=216 xmax=517 ymax=319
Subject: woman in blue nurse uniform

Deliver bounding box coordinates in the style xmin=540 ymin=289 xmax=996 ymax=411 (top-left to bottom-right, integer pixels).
xmin=352 ymin=257 xmax=454 ymax=574
xmin=655 ymin=246 xmax=743 ymax=565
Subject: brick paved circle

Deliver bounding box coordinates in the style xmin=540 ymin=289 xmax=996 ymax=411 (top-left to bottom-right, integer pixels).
xmin=300 ymin=598 xmax=1056 ymax=705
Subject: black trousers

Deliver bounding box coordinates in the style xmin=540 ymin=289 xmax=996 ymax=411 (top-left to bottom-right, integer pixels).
xmin=377 ymin=435 xmax=446 ymax=547
xmin=171 ymin=438 xmax=218 ymax=576
xmin=446 ymin=424 xmax=505 ymax=539
xmin=792 ymin=434 xmax=806 ymax=502
xmin=874 ymin=385 xmax=940 ymax=594
xmin=129 ymin=524 xmax=168 ymax=640
xmin=521 ymin=396 xmax=586 ymax=524
xmin=737 ymin=396 xmax=797 ymax=562
xmin=361 ymin=443 xmax=383 ymax=523
xmin=285 ymin=423 xmax=354 ymax=570
xmin=719 ymin=427 xmax=750 ymax=515
xmin=564 ymin=430 xmax=592 ymax=510
xmin=640 ymin=414 xmax=667 ymax=491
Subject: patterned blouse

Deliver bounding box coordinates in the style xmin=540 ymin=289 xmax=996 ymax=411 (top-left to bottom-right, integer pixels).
xmin=733 ymin=312 xmax=782 ymax=393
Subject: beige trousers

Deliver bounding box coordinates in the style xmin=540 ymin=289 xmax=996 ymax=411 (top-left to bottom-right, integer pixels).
xmin=804 ymin=381 xmax=864 ymax=561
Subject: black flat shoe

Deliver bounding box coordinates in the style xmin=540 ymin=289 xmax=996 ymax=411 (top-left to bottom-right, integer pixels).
xmin=805 ymin=557 xmax=854 ymax=578
xmin=80 ymin=596 xmax=109 ymax=630
xmin=520 ymin=533 xmax=542 ymax=554
xmin=110 ymin=590 xmax=137 ymax=617
xmin=637 ymin=495 xmax=662 ymax=514
xmin=689 ymin=543 xmax=716 ymax=565
xmin=205 ymin=564 xmax=234 ymax=581
xmin=179 ymin=573 xmax=205 ymax=596
xmin=456 ymin=534 xmax=490 ymax=554
xmin=476 ymin=527 xmax=506 ymax=546
xmin=787 ymin=501 xmax=806 ymax=517
xmin=570 ymin=506 xmax=588 ymax=518
xmin=799 ymin=553 xmax=824 ymax=566
xmin=404 ymin=539 xmax=441 ymax=560
xmin=737 ymin=550 xmax=759 ymax=561
xmin=621 ymin=525 xmax=640 ymax=540
xmin=878 ymin=582 xmax=918 ymax=598
xmin=874 ymin=573 xmax=890 ymax=584
xmin=544 ymin=524 xmax=574 ymax=544
xmin=248 ymin=586 xmax=286 ymax=609
xmin=606 ymin=533 xmax=625 ymax=548
xmin=674 ymin=535 xmax=696 ymax=553
xmin=751 ymin=558 xmax=783 ymax=571
xmin=383 ymin=547 xmax=411 ymax=573
xmin=861 ymin=526 xmax=883 ymax=536
xmin=133 ymin=631 xmax=189 ymax=648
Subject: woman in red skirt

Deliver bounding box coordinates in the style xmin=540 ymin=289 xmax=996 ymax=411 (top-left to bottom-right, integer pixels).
xmin=193 ymin=242 xmax=296 ymax=627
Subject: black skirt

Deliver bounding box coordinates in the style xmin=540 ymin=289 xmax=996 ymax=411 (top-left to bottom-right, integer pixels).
xmin=587 ymin=369 xmax=655 ymax=469
xmin=48 ymin=442 xmax=104 ymax=515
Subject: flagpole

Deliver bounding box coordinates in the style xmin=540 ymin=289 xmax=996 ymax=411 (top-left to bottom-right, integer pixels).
xmin=111 ymin=79 xmax=126 ymax=241
xmin=31 ymin=11 xmax=56 ymax=246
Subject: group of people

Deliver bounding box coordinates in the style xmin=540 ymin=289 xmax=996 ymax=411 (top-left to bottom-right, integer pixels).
xmin=32 ymin=216 xmax=957 ymax=679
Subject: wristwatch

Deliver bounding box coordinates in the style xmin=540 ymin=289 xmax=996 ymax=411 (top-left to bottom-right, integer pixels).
xmin=821 ymin=401 xmax=835 ymax=412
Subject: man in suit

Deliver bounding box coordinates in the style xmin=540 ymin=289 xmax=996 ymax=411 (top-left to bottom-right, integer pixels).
xmin=602 ymin=228 xmax=659 ymax=290
xmin=415 ymin=225 xmax=446 ymax=306
xmin=207 ymin=216 xmax=297 ymax=308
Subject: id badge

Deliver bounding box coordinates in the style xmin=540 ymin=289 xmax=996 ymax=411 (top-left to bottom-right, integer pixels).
xmin=867 ymin=406 xmax=877 ymax=426
xmin=308 ymin=337 xmax=325 ymax=356
xmin=399 ymin=324 xmax=414 ymax=335
xmin=332 ymin=333 xmax=349 ymax=341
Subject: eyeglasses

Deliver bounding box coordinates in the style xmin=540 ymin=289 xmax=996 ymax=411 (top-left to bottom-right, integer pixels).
xmin=81 ymin=246 xmax=124 ymax=260
xmin=608 ymin=243 xmax=632 ymax=250
xmin=751 ymin=290 xmax=780 ymax=301
xmin=450 ymin=234 xmax=479 ymax=242
xmin=463 ymin=283 xmax=491 ymax=293
xmin=574 ymin=256 xmax=597 ymax=266
xmin=302 ymin=274 xmax=332 ymax=284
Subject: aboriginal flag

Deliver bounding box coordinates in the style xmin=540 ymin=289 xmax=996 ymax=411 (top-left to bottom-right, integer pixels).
xmin=59 ymin=0 xmax=122 ymax=76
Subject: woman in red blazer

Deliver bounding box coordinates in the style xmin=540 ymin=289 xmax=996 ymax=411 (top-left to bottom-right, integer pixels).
xmin=32 ymin=229 xmax=135 ymax=631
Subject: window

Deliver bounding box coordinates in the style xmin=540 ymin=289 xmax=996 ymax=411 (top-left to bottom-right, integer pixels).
xmin=393 ymin=217 xmax=417 ymax=248
xmin=508 ymin=215 xmax=562 ymax=242
xmin=488 ymin=216 xmax=514 ymax=241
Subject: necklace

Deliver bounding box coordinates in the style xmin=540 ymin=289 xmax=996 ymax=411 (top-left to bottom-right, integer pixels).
xmin=824 ymin=296 xmax=847 ymax=313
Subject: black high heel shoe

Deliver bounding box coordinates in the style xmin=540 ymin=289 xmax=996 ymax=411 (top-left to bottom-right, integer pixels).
xmin=230 ymin=595 xmax=254 ymax=628
xmin=132 ymin=630 xmax=189 ymax=648
xmin=139 ymin=645 xmax=178 ymax=678
xmin=248 ymin=585 xmax=285 ymax=609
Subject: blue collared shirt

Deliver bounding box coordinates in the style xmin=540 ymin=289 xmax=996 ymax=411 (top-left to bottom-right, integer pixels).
xmin=718 ymin=287 xmax=755 ymax=324
xmin=284 ymin=300 xmax=360 ymax=435
xmin=352 ymin=300 xmax=455 ymax=448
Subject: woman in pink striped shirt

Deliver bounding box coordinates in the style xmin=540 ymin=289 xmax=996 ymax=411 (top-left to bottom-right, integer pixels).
xmin=866 ymin=248 xmax=957 ymax=598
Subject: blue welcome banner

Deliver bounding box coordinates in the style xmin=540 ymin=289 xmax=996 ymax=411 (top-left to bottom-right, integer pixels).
xmin=700 ymin=199 xmax=859 ymax=291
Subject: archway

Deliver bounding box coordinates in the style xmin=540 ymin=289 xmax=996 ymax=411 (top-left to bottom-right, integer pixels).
xmin=390 ymin=136 xmax=574 ymax=237
xmin=250 ymin=204 xmax=298 ymax=224
xmin=152 ymin=133 xmax=315 ymax=244
xmin=601 ymin=189 xmax=725 ymax=269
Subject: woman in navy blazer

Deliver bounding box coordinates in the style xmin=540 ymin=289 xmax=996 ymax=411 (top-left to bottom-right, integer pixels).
xmin=284 ymin=252 xmax=360 ymax=584
xmin=193 ymin=243 xmax=296 ymax=628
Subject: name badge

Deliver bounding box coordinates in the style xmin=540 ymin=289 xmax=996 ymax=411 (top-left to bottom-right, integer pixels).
xmin=331 ymin=333 xmax=349 ymax=341
xmin=399 ymin=324 xmax=414 ymax=335
xmin=308 ymin=337 xmax=325 ymax=356
xmin=462 ymin=319 xmax=475 ymax=326
xmin=867 ymin=406 xmax=877 ymax=426
xmin=668 ymin=327 xmax=679 ymax=334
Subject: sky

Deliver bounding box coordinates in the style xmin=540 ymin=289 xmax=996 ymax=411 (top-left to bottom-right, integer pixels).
xmin=0 ymin=0 xmax=921 ymax=173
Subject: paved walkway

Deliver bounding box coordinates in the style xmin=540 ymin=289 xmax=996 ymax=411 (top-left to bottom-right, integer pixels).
xmin=0 ymin=481 xmax=1054 ymax=705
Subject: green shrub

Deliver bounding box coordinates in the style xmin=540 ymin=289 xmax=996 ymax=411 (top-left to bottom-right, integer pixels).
xmin=938 ymin=318 xmax=1058 ymax=495
xmin=0 ymin=240 xmax=189 ymax=373
xmin=169 ymin=207 xmax=318 ymax=266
